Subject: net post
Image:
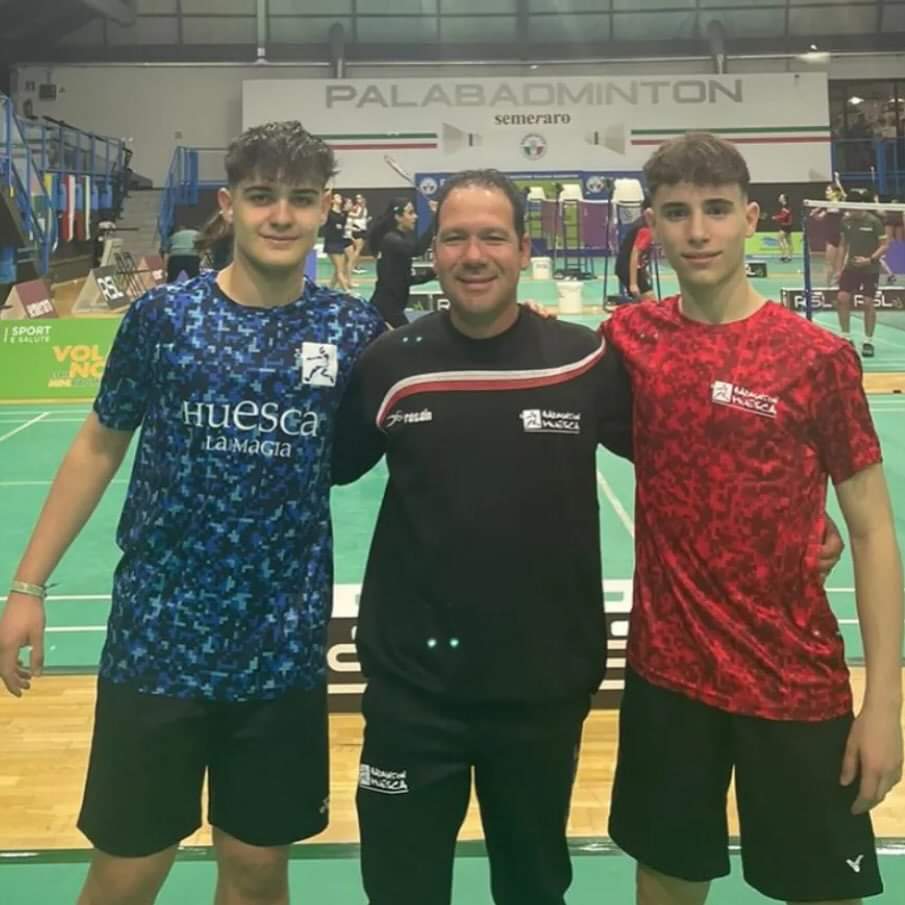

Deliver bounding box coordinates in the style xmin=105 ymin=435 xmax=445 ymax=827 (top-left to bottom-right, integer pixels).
xmin=802 ymin=205 xmax=814 ymax=321
xmin=601 ymin=196 xmax=612 ymax=309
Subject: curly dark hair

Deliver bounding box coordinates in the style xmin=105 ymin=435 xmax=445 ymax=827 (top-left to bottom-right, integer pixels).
xmin=224 ymin=121 xmax=337 ymax=188
xmin=644 ymin=132 xmax=751 ymax=200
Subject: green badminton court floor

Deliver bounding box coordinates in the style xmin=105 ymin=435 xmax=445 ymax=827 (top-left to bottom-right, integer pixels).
xmin=3 ymin=840 xmax=905 ymax=905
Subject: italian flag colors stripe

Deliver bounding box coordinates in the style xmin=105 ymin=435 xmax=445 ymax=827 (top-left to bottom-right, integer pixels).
xmin=631 ymin=126 xmax=830 ymax=146
xmin=319 ymin=132 xmax=438 ymax=151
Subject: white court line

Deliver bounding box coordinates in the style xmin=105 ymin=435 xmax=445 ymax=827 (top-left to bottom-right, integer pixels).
xmin=46 ymin=626 xmax=105 ymax=634
xmin=0 ymin=594 xmax=112 ymax=603
xmin=37 ymin=622 xmax=897 ymax=634
xmin=596 ymin=470 xmax=634 ymax=540
xmin=0 ymin=408 xmax=90 ymax=415
xmin=0 ymin=479 xmax=128 ymax=488
xmin=0 ymin=412 xmax=49 ymax=444
xmin=17 ymin=589 xmax=889 ymax=603
xmin=0 ymin=418 xmax=86 ymax=424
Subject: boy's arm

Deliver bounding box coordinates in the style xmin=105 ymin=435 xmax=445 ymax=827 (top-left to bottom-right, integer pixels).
xmin=0 ymin=415 xmax=134 ymax=695
xmin=0 ymin=289 xmax=157 ymax=696
xmin=872 ymin=235 xmax=891 ymax=264
xmin=836 ymin=233 xmax=850 ymax=276
xmin=817 ymin=516 xmax=845 ymax=581
xmin=835 ymin=463 xmax=904 ymax=814
xmin=332 ymin=357 xmax=386 ymax=485
xmin=628 ymin=243 xmax=642 ymax=297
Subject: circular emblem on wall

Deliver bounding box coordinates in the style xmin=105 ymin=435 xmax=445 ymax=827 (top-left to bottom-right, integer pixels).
xmin=417 ymin=177 xmax=439 ymax=196
xmin=585 ymin=175 xmax=607 ymax=194
xmin=520 ymin=133 xmax=547 ymax=161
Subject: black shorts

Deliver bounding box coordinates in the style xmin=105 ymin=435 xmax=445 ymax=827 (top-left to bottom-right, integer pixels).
xmin=615 ymin=268 xmax=652 ymax=297
xmin=357 ymin=676 xmax=590 ymax=905
xmin=323 ymin=242 xmax=347 ymax=255
xmin=609 ymin=669 xmax=881 ymax=902
xmin=166 ymin=255 xmax=200 ymax=283
xmin=839 ymin=268 xmax=880 ymax=298
xmin=352 ymin=229 xmax=367 ymax=241
xmin=78 ymin=679 xmax=329 ymax=857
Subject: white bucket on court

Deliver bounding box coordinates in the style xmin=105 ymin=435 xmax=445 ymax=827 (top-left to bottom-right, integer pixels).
xmin=531 ymin=257 xmax=552 ymax=280
xmin=556 ymin=280 xmax=583 ymax=314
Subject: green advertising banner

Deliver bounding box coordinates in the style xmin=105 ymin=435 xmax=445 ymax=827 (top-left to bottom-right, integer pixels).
xmin=0 ymin=318 xmax=122 ymax=401
xmin=745 ymin=232 xmax=802 ymax=256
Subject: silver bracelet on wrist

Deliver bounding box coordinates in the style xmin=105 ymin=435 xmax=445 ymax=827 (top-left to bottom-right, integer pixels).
xmin=10 ymin=580 xmax=47 ymax=601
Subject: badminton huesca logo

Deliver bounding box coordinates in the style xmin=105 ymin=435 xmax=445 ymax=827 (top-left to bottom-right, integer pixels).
xmin=520 ymin=133 xmax=547 ymax=160
xmin=711 ymin=380 xmax=778 ymax=418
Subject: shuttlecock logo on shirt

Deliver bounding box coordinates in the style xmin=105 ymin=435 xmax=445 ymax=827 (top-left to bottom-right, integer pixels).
xmin=298 ymin=343 xmax=338 ymax=387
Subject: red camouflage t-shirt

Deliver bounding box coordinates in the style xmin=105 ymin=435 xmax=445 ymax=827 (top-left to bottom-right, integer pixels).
xmin=635 ymin=227 xmax=653 ymax=271
xmin=602 ymin=296 xmax=882 ymax=721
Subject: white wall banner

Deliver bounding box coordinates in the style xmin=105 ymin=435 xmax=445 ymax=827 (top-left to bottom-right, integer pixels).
xmin=243 ymin=73 xmax=831 ymax=187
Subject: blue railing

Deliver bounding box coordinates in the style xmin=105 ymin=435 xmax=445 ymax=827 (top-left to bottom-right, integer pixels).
xmin=158 ymin=146 xmax=200 ymax=248
xmin=18 ymin=115 xmax=128 ymax=180
xmin=1 ymin=94 xmax=57 ymax=274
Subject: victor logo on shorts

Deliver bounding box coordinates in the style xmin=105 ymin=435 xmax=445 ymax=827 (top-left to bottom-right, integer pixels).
xmin=846 ymin=854 xmax=865 ymax=873
xmin=359 ymin=763 xmax=409 ymax=794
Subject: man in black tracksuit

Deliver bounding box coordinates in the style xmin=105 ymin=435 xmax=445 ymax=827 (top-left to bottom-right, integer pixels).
xmin=333 ymin=170 xmax=633 ymax=905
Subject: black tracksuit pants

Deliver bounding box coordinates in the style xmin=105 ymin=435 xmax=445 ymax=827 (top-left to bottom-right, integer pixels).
xmin=356 ymin=675 xmax=591 ymax=905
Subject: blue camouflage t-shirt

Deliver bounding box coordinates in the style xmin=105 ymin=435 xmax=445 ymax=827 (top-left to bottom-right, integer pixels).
xmin=94 ymin=271 xmax=384 ymax=701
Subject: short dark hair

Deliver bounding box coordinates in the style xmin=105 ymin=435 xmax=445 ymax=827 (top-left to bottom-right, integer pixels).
xmin=644 ymin=132 xmax=750 ymax=201
xmin=225 ymin=121 xmax=337 ymax=188
xmin=434 ymin=169 xmax=526 ymax=238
